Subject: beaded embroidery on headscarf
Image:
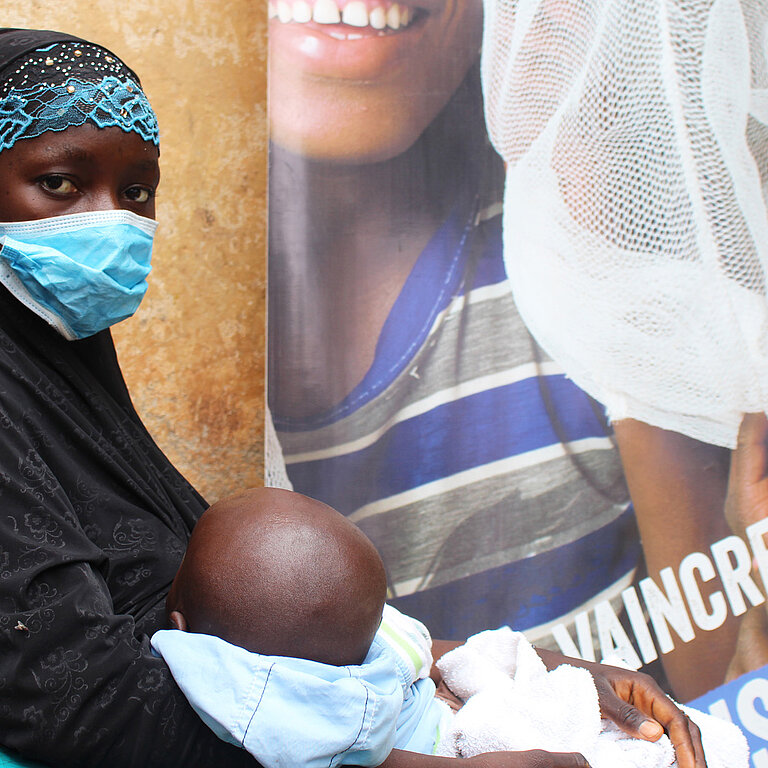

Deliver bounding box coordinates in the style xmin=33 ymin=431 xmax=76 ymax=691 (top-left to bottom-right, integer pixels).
xmin=0 ymin=40 xmax=159 ymax=153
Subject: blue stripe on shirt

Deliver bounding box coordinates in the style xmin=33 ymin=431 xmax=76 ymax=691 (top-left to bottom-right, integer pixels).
xmin=287 ymin=374 xmax=609 ymax=516
xmin=388 ymin=505 xmax=640 ymax=640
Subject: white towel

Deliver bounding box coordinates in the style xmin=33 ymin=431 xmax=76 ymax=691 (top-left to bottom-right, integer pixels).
xmin=435 ymin=628 xmax=749 ymax=768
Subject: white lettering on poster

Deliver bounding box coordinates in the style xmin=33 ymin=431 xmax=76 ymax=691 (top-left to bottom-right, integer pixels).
xmin=736 ymin=679 xmax=768 ymax=741
xmin=552 ymin=611 xmax=596 ymax=662
xmin=711 ymin=536 xmax=764 ymax=616
xmin=706 ymin=699 xmax=733 ymax=723
xmin=705 ymin=680 xmax=768 ymax=768
xmin=747 ymin=518 xmax=768 ymax=591
xmin=621 ymin=586 xmax=658 ymax=663
xmin=679 ymin=551 xmax=727 ymax=631
xmin=640 ymin=567 xmax=695 ymax=655
xmin=594 ymin=599 xmax=641 ymax=669
xmin=550 ymin=530 xmax=768 ymax=665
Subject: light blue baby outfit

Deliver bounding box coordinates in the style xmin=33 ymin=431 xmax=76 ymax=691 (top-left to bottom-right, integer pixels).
xmin=151 ymin=605 xmax=452 ymax=768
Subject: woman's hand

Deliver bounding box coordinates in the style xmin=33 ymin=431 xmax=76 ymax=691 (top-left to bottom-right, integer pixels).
xmin=430 ymin=638 xmax=705 ymax=768
xmin=536 ymin=650 xmax=705 ymax=768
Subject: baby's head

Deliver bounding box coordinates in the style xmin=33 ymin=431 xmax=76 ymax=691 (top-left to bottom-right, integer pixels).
xmin=167 ymin=487 xmax=387 ymax=667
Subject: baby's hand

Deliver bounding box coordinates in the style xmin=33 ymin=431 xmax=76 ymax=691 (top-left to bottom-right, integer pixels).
xmin=434 ymin=679 xmax=463 ymax=712
xmin=466 ymin=749 xmax=590 ymax=768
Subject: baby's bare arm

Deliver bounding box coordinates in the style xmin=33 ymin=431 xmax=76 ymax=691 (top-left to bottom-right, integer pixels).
xmin=373 ymin=749 xmax=590 ymax=768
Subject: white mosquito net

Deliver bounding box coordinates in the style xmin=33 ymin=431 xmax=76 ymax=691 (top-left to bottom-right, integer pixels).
xmin=482 ymin=0 xmax=768 ymax=447
xmin=264 ymin=407 xmax=293 ymax=490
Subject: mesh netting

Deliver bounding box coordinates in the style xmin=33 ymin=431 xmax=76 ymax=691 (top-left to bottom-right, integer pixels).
xmin=264 ymin=408 xmax=293 ymax=490
xmin=482 ymin=0 xmax=768 ymax=447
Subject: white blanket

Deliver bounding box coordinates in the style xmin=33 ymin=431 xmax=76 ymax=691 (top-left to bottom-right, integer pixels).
xmin=435 ymin=628 xmax=749 ymax=768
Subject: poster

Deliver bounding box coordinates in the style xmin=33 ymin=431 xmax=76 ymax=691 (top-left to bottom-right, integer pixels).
xmin=267 ymin=0 xmax=768 ymax=758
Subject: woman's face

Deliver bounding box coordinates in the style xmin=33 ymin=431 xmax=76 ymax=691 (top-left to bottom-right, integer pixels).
xmin=268 ymin=0 xmax=483 ymax=162
xmin=0 ymin=124 xmax=160 ymax=222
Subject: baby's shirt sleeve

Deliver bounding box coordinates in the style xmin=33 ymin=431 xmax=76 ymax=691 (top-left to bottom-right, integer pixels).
xmin=375 ymin=605 xmax=451 ymax=754
xmin=376 ymin=604 xmax=434 ymax=683
xmin=151 ymin=621 xmax=410 ymax=768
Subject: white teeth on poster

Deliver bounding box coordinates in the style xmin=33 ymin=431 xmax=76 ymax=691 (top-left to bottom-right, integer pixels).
xmin=268 ymin=0 xmax=412 ymax=29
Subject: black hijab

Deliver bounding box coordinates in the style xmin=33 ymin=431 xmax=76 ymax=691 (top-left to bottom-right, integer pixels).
xmin=0 ymin=28 xmax=141 ymax=82
xmin=0 ymin=30 xmax=188 ymax=545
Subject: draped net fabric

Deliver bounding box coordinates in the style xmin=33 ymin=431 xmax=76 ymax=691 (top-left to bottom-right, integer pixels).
xmin=264 ymin=407 xmax=293 ymax=489
xmin=482 ymin=0 xmax=768 ymax=447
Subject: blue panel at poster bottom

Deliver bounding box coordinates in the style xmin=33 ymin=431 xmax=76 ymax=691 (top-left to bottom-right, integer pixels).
xmin=689 ymin=665 xmax=768 ymax=766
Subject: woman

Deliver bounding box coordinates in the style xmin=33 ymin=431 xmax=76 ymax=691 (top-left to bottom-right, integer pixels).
xmin=0 ymin=28 xmax=252 ymax=768
xmin=0 ymin=25 xmax=703 ymax=768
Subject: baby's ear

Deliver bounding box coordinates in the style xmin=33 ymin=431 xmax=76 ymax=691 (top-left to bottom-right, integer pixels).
xmin=168 ymin=610 xmax=189 ymax=632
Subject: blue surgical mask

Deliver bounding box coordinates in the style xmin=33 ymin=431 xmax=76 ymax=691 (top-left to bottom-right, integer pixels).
xmin=0 ymin=209 xmax=157 ymax=340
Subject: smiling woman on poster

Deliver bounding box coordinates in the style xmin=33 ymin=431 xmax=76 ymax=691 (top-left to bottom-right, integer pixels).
xmin=267 ymin=0 xmax=641 ymax=675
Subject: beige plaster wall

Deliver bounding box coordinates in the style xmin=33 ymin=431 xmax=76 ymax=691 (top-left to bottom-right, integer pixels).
xmin=0 ymin=2 xmax=267 ymax=502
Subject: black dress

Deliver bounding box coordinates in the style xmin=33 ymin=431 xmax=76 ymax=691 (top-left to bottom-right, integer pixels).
xmin=0 ymin=286 xmax=254 ymax=767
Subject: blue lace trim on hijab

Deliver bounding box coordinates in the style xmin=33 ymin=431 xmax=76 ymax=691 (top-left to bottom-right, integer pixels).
xmin=0 ymin=75 xmax=159 ymax=151
xmin=0 ymin=39 xmax=159 ymax=152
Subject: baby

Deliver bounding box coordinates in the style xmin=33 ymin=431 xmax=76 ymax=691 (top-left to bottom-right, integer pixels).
xmin=157 ymin=488 xmax=733 ymax=768
xmin=161 ymin=486 xmax=454 ymax=765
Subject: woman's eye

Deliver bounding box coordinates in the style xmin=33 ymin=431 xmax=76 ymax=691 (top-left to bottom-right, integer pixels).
xmin=124 ymin=186 xmax=153 ymax=204
xmin=40 ymin=176 xmax=77 ymax=195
